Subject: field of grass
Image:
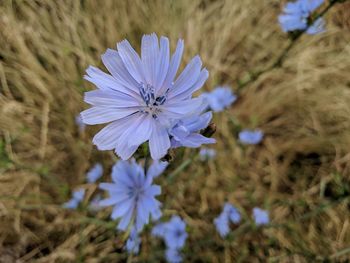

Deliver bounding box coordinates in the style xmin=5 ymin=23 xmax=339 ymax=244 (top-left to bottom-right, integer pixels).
xmin=0 ymin=0 xmax=350 ymax=262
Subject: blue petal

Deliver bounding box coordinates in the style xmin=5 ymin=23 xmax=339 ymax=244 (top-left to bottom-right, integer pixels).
xmin=101 ymin=49 xmax=141 ymax=97
xmin=170 ymin=56 xmax=202 ymax=99
xmin=162 ymin=39 xmax=184 ymax=91
xmin=149 ymin=124 xmax=171 ymax=160
xmin=155 ymin=36 xmax=170 ymax=93
xmin=92 ymin=115 xmax=135 ymax=150
xmin=141 ymin=33 xmax=160 ymax=87
xmin=146 ymin=160 xmax=168 ymax=179
xmin=117 ymin=39 xmax=146 ymax=84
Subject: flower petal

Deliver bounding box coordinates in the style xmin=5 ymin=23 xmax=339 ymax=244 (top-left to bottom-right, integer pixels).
xmin=117 ymin=39 xmax=145 ymax=83
xmin=111 ymin=199 xmax=134 ymax=220
xmin=92 ymin=115 xmax=137 ymax=150
xmin=84 ymin=89 xmax=140 ymax=107
xmin=84 ymin=66 xmax=118 ymax=91
xmin=155 ymin=36 xmax=170 ymax=93
xmin=81 ymin=106 xmax=138 ymax=125
xmin=141 ymin=33 xmax=159 ymax=87
xmin=99 ymin=195 xmax=129 ymax=207
xmin=127 ymin=114 xmax=154 ymax=147
xmin=182 ymin=111 xmax=212 ymax=132
xmin=169 ymin=55 xmax=202 ymax=98
xmin=149 ymin=124 xmax=170 ymax=160
xmin=169 ymin=68 xmax=208 ymax=101
xmin=162 ymin=39 xmax=184 ymax=90
xmin=161 ymin=98 xmax=203 ymax=119
xmin=101 ymin=49 xmax=141 ymax=95
xmin=117 ymin=207 xmax=134 ymax=231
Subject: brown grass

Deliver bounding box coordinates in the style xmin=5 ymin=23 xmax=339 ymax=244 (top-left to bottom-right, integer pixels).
xmin=0 ymin=0 xmax=350 ymax=262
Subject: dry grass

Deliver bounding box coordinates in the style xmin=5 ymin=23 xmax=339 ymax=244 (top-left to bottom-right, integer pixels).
xmin=1 ymin=0 xmax=350 ymax=262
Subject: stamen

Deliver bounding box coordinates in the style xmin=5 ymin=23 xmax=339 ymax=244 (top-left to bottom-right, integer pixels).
xmin=138 ymin=82 xmax=167 ymax=118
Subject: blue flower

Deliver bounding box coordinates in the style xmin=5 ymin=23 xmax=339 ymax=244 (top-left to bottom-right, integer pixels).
xmin=63 ymin=188 xmax=85 ymax=209
xmin=86 ymin=163 xmax=103 ymax=183
xmin=152 ymin=216 xmax=188 ymax=249
xmin=201 ymin=86 xmax=237 ymax=112
xmin=75 ymin=114 xmax=86 ymax=132
xmin=165 ymin=248 xmax=183 ymax=263
xmin=199 ymin=148 xmax=216 ymax=161
xmin=278 ymin=0 xmax=325 ymax=34
xmin=214 ymin=203 xmax=241 ymax=237
xmin=163 ymin=216 xmax=188 ymax=249
xmin=81 ymin=33 xmax=209 ymax=160
xmin=253 ymin=207 xmax=269 ymax=226
xmin=238 ymin=129 xmax=263 ymax=145
xmin=213 ymin=213 xmax=230 ymax=238
xmin=147 ymin=160 xmax=168 ymax=179
xmin=99 ymin=159 xmax=162 ymax=232
xmin=126 ymin=227 xmax=141 ymax=254
xmin=170 ymin=111 xmax=216 ymax=148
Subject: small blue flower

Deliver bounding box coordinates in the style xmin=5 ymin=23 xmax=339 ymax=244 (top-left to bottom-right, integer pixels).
xmin=165 ymin=248 xmax=183 ymax=263
xmin=278 ymin=0 xmax=325 ymax=34
xmin=224 ymin=203 xmax=241 ymax=224
xmin=214 ymin=203 xmax=241 ymax=237
xmin=75 ymin=114 xmax=86 ymax=132
xmin=199 ymin=148 xmax=216 ymax=161
xmin=152 ymin=216 xmax=187 ymax=249
xmin=125 ymin=227 xmax=141 ymax=254
xmin=201 ymin=86 xmax=237 ymax=112
xmin=214 ymin=213 xmax=230 ymax=238
xmin=63 ymin=188 xmax=85 ymax=209
xmin=86 ymin=163 xmax=103 ymax=183
xmin=238 ymin=129 xmax=263 ymax=145
xmin=163 ymin=216 xmax=188 ymax=249
xmin=81 ymin=33 xmax=209 ymax=160
xmin=99 ymin=159 xmax=162 ymax=232
xmin=170 ymin=111 xmax=216 ymax=148
xmin=147 ymin=160 xmax=168 ymax=179
xmin=253 ymin=207 xmax=269 ymax=226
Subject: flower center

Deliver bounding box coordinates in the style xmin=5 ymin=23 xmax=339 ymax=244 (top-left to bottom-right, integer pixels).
xmin=138 ymin=82 xmax=167 ymax=119
xmin=128 ymin=186 xmax=144 ymax=200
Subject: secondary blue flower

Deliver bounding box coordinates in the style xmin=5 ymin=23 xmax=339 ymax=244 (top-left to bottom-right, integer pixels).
xmin=99 ymin=159 xmax=162 ymax=232
xmin=214 ymin=213 xmax=230 ymax=238
xmin=126 ymin=227 xmax=141 ymax=254
xmin=163 ymin=216 xmax=188 ymax=249
xmin=278 ymin=0 xmax=325 ymax=34
xmin=81 ymin=33 xmax=209 ymax=160
xmin=214 ymin=203 xmax=241 ymax=237
xmin=165 ymin=248 xmax=183 ymax=263
xmin=238 ymin=129 xmax=263 ymax=145
xmin=170 ymin=111 xmax=216 ymax=148
xmin=147 ymin=160 xmax=168 ymax=179
xmin=201 ymin=86 xmax=237 ymax=112
xmin=253 ymin=207 xmax=269 ymax=226
xmin=86 ymin=163 xmax=103 ymax=183
xmin=63 ymin=188 xmax=85 ymax=209
xmin=199 ymin=148 xmax=216 ymax=161
xmin=152 ymin=216 xmax=187 ymax=249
